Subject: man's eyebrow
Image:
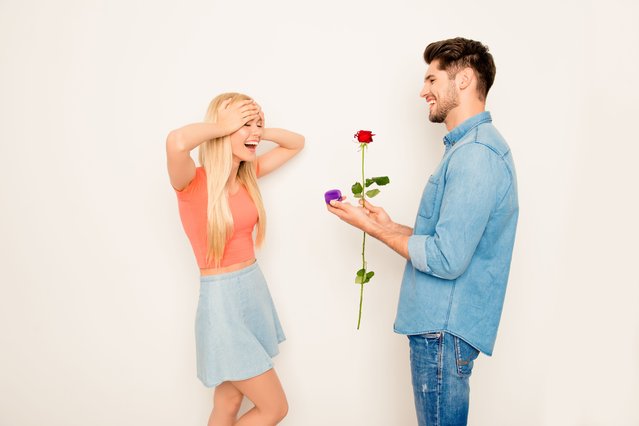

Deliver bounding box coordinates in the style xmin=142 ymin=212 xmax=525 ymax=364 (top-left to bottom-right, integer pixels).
xmin=424 ymin=74 xmax=435 ymax=82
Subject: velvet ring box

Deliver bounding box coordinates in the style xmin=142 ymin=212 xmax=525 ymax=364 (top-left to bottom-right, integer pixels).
xmin=324 ymin=189 xmax=342 ymax=204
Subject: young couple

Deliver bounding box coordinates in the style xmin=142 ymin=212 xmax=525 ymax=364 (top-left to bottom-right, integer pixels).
xmin=166 ymin=37 xmax=518 ymax=426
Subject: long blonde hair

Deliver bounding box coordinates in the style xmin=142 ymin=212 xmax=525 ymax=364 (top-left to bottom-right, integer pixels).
xmin=199 ymin=92 xmax=266 ymax=267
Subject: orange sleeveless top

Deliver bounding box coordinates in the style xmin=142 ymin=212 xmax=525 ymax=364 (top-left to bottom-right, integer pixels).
xmin=175 ymin=167 xmax=258 ymax=268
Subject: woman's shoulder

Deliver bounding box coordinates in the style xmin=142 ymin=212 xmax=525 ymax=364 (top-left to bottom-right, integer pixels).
xmin=175 ymin=166 xmax=206 ymax=198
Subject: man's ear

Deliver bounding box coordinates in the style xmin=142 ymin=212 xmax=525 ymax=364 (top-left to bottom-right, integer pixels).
xmin=457 ymin=67 xmax=474 ymax=90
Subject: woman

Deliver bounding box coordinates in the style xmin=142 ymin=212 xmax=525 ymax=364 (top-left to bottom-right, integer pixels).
xmin=166 ymin=92 xmax=304 ymax=426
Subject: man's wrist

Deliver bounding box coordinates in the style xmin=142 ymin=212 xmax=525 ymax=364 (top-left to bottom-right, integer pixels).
xmin=387 ymin=221 xmax=412 ymax=236
xmin=366 ymin=220 xmax=410 ymax=259
xmin=387 ymin=221 xmax=402 ymax=234
xmin=364 ymin=220 xmax=384 ymax=239
xmin=367 ymin=220 xmax=398 ymax=240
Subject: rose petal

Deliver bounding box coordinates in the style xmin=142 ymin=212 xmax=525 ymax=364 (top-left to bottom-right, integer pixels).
xmin=355 ymin=130 xmax=375 ymax=143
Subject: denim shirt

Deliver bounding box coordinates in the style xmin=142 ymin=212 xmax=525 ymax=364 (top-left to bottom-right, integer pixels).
xmin=394 ymin=111 xmax=519 ymax=355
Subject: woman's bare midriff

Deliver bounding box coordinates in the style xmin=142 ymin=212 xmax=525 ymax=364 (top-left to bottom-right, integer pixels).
xmin=200 ymin=258 xmax=256 ymax=276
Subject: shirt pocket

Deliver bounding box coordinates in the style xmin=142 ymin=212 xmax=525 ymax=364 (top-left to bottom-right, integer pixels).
xmin=417 ymin=175 xmax=439 ymax=219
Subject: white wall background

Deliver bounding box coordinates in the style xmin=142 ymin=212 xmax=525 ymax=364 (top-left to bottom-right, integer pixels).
xmin=1 ymin=0 xmax=638 ymax=425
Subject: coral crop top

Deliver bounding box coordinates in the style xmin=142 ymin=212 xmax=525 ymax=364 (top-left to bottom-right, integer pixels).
xmin=175 ymin=167 xmax=258 ymax=268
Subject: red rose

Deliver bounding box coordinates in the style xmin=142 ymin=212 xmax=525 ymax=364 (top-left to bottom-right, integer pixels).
xmin=354 ymin=130 xmax=375 ymax=143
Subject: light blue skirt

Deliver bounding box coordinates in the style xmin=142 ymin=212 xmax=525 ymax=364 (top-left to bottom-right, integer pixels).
xmin=195 ymin=262 xmax=286 ymax=388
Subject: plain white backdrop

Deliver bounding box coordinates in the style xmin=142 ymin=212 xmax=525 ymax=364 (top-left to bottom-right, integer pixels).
xmin=1 ymin=0 xmax=638 ymax=425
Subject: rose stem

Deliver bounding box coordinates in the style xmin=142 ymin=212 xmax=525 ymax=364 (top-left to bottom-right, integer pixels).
xmin=358 ymin=143 xmax=366 ymax=329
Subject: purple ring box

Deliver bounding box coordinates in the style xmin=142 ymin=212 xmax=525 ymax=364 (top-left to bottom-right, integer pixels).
xmin=324 ymin=189 xmax=342 ymax=204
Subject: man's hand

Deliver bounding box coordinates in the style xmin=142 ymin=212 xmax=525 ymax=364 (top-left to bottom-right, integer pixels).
xmin=326 ymin=197 xmax=373 ymax=233
xmin=327 ymin=197 xmax=411 ymax=259
xmin=359 ymin=199 xmax=393 ymax=229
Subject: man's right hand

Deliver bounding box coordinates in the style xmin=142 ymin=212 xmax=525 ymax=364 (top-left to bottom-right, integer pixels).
xmin=359 ymin=199 xmax=393 ymax=229
xmin=360 ymin=199 xmax=414 ymax=236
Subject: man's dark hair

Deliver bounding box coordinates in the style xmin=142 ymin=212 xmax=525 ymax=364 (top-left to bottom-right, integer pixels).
xmin=424 ymin=37 xmax=496 ymax=101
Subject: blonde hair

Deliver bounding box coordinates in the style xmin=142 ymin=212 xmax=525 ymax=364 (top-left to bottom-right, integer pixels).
xmin=198 ymin=92 xmax=266 ymax=267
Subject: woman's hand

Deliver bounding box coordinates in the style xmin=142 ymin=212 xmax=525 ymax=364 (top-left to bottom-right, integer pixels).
xmin=217 ymin=98 xmax=261 ymax=135
xmin=255 ymin=127 xmax=305 ymax=177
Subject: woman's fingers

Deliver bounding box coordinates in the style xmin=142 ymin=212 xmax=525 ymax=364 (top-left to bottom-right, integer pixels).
xmin=239 ymin=104 xmax=260 ymax=118
xmin=235 ymin=99 xmax=255 ymax=108
xmin=219 ymin=99 xmax=261 ymax=126
xmin=219 ymin=98 xmax=233 ymax=110
xmin=242 ymin=113 xmax=260 ymax=124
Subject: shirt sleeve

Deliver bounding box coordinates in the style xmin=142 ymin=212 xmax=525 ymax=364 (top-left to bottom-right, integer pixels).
xmin=407 ymin=143 xmax=507 ymax=279
xmin=174 ymin=167 xmax=204 ymax=200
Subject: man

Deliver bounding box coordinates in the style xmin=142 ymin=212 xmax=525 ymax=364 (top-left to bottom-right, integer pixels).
xmin=327 ymin=37 xmax=518 ymax=425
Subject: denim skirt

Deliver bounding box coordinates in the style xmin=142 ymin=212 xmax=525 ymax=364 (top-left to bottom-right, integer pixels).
xmin=195 ymin=262 xmax=285 ymax=387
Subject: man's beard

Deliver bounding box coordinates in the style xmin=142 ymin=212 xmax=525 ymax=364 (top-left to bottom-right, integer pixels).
xmin=429 ymin=82 xmax=459 ymax=123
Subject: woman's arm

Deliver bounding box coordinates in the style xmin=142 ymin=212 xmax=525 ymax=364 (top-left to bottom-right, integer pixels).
xmin=166 ymin=99 xmax=259 ymax=190
xmin=257 ymin=128 xmax=305 ymax=177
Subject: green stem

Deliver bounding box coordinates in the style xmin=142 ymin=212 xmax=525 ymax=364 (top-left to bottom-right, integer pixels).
xmin=357 ymin=278 xmax=364 ymax=329
xmin=358 ymin=144 xmax=366 ymax=329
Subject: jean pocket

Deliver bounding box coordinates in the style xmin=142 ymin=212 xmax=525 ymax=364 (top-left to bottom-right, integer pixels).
xmin=454 ymin=336 xmax=479 ymax=377
xmin=423 ymin=332 xmax=441 ymax=340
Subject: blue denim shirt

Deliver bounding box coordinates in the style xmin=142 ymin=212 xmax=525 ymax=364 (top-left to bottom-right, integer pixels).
xmin=394 ymin=111 xmax=518 ymax=355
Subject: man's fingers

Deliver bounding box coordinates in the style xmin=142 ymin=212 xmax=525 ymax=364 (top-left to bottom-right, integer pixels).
xmin=359 ymin=199 xmax=379 ymax=211
xmin=329 ymin=200 xmax=346 ymax=210
xmin=326 ymin=204 xmax=347 ymax=219
xmin=331 ymin=199 xmax=356 ymax=208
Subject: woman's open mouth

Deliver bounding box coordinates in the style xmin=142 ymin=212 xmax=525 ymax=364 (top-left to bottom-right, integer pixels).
xmin=244 ymin=141 xmax=259 ymax=152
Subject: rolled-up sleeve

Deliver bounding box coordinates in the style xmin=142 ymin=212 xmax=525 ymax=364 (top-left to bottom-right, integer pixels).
xmin=409 ymin=143 xmax=506 ymax=280
xmin=408 ymin=234 xmax=432 ymax=273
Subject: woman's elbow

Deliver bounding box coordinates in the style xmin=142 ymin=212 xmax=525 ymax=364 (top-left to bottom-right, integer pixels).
xmin=166 ymin=130 xmax=186 ymax=153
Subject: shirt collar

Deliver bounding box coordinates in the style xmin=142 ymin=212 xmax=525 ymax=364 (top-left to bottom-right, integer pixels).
xmin=443 ymin=111 xmax=492 ymax=147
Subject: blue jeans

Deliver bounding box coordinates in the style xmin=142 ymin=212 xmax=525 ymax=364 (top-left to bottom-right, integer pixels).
xmin=408 ymin=332 xmax=480 ymax=426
